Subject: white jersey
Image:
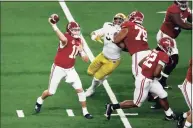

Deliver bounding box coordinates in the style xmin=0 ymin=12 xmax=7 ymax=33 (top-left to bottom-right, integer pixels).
xmin=92 ymin=22 xmax=122 ymax=60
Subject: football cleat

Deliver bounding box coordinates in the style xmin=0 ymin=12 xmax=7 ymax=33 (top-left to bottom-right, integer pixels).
xmin=85 ymin=87 xmax=95 ymax=97
xmin=165 ymin=113 xmax=176 ymax=121
xmin=84 ymin=113 xmax=93 ymax=119
xmin=105 ymin=103 xmax=113 ymax=120
xmin=177 ymin=113 xmax=185 ymax=128
xmin=35 ymin=102 xmax=42 ymax=113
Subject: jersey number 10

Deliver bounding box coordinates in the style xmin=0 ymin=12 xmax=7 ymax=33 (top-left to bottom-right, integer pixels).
xmin=69 ymin=45 xmax=79 ymax=59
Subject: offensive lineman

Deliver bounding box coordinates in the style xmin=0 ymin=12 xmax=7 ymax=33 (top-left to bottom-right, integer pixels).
xmin=157 ymin=0 xmax=192 ymax=89
xmin=105 ymin=37 xmax=176 ymax=121
xmin=177 ymin=58 xmax=192 ymax=128
xmin=85 ymin=13 xmax=127 ymax=97
xmin=112 ymin=11 xmax=151 ymax=78
xmin=34 ymin=14 xmax=93 ymax=119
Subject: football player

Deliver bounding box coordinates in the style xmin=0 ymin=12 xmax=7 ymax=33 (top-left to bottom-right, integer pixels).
xmin=105 ymin=37 xmax=176 ymax=121
xmin=85 ymin=13 xmax=127 ymax=97
xmin=177 ymin=58 xmax=192 ymax=128
xmin=34 ymin=14 xmax=93 ymax=119
xmin=112 ymin=11 xmax=151 ymax=78
xmin=156 ymin=0 xmax=192 ymax=89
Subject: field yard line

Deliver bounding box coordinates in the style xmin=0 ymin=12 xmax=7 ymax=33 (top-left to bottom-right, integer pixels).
xmin=16 ymin=110 xmax=25 ymax=118
xmin=58 ymin=1 xmax=132 ymax=128
xmin=104 ymin=113 xmax=138 ymax=116
xmin=66 ymin=109 xmax=75 ymax=117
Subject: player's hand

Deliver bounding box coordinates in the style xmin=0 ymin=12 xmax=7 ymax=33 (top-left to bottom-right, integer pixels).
xmin=48 ymin=18 xmax=54 ymax=26
xmin=91 ymin=34 xmax=103 ymax=44
xmin=81 ymin=55 xmax=89 ymax=63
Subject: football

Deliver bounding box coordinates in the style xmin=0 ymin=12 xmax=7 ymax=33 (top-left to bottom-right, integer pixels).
xmin=50 ymin=14 xmax=59 ymax=24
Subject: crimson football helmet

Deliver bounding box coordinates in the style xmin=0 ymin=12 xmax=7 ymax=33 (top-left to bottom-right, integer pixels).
xmin=158 ymin=37 xmax=174 ymax=55
xmin=128 ymin=11 xmax=144 ymax=25
xmin=66 ymin=21 xmax=81 ymax=38
xmin=174 ymin=0 xmax=188 ymax=11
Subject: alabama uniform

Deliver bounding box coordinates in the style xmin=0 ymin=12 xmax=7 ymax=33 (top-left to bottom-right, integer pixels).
xmin=35 ymin=20 xmax=93 ymax=119
xmin=121 ymin=21 xmax=151 ymax=77
xmin=178 ymin=58 xmax=192 ymax=110
xmin=156 ymin=1 xmax=192 ymax=88
xmin=134 ymin=50 xmax=168 ymax=106
xmin=49 ymin=33 xmax=83 ymax=94
xmin=157 ymin=3 xmax=192 ymax=55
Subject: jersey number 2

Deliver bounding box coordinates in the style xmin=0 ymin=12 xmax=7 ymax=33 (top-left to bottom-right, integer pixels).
xmin=135 ymin=25 xmax=147 ymax=42
xmin=143 ymin=52 xmax=157 ymax=68
xmin=69 ymin=45 xmax=79 ymax=59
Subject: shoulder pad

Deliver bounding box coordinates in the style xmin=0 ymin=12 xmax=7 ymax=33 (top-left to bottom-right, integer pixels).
xmin=167 ymin=4 xmax=181 ymax=14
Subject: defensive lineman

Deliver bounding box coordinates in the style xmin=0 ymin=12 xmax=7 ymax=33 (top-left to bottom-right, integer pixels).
xmin=85 ymin=13 xmax=127 ymax=97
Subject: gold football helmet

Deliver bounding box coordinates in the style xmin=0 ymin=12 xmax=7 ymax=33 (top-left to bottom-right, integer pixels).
xmin=113 ymin=13 xmax=127 ymax=25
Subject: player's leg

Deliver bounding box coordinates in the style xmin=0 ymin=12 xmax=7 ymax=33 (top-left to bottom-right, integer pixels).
xmin=150 ymin=79 xmax=175 ymax=120
xmin=86 ymin=56 xmax=120 ymax=97
xmin=183 ymin=112 xmax=192 ymax=128
xmin=35 ymin=64 xmax=65 ymax=113
xmin=86 ymin=53 xmax=105 ymax=96
xmin=132 ymin=50 xmax=151 ymax=78
xmin=65 ymin=68 xmax=93 ymax=119
xmin=105 ymin=76 xmax=150 ymax=120
xmin=177 ymin=80 xmax=192 ymax=127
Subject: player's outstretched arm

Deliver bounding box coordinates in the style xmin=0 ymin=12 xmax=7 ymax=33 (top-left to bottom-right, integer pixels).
xmin=91 ymin=28 xmax=104 ymax=44
xmin=170 ymin=13 xmax=192 ymax=30
xmin=48 ymin=18 xmax=68 ymax=46
xmin=113 ymin=28 xmax=128 ymax=44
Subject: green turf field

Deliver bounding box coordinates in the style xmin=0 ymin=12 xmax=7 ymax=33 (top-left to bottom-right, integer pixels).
xmin=1 ymin=1 xmax=192 ymax=128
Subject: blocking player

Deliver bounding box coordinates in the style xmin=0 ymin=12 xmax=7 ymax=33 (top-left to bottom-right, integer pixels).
xmin=156 ymin=0 xmax=192 ymax=89
xmin=85 ymin=13 xmax=127 ymax=97
xmin=34 ymin=14 xmax=93 ymax=119
xmin=112 ymin=11 xmax=151 ymax=78
xmin=105 ymin=37 xmax=176 ymax=121
xmin=177 ymin=58 xmax=192 ymax=128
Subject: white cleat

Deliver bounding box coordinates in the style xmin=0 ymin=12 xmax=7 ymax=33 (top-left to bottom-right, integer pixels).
xmin=85 ymin=88 xmax=95 ymax=97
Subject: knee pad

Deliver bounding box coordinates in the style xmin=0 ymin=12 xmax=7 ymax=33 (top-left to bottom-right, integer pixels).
xmin=77 ymin=91 xmax=86 ymax=102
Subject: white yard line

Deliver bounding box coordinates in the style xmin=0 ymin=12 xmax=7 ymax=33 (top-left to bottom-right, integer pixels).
xmin=58 ymin=1 xmax=132 ymax=128
xmin=104 ymin=113 xmax=138 ymax=116
xmin=66 ymin=109 xmax=75 ymax=117
xmin=16 ymin=110 xmax=25 ymax=118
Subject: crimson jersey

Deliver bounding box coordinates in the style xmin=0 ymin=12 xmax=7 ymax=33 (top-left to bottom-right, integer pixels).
xmin=121 ymin=21 xmax=149 ymax=55
xmin=141 ymin=49 xmax=169 ymax=79
xmin=160 ymin=4 xmax=192 ymax=38
xmin=54 ymin=33 xmax=81 ymax=69
xmin=186 ymin=58 xmax=192 ymax=83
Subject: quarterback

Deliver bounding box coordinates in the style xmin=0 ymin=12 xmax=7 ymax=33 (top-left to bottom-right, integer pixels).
xmin=34 ymin=14 xmax=93 ymax=119
xmin=85 ymin=13 xmax=127 ymax=97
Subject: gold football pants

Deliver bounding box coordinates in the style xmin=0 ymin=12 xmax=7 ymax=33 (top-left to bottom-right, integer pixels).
xmin=87 ymin=53 xmax=120 ymax=80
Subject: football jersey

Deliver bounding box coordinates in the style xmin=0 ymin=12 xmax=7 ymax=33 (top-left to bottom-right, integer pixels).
xmin=54 ymin=33 xmax=81 ymax=69
xmin=141 ymin=49 xmax=169 ymax=79
xmin=93 ymin=22 xmax=122 ymax=60
xmin=160 ymin=4 xmax=191 ymax=38
xmin=186 ymin=58 xmax=192 ymax=83
xmin=121 ymin=21 xmax=149 ymax=55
